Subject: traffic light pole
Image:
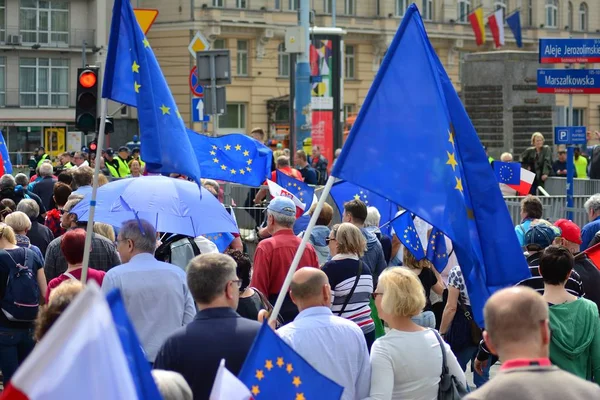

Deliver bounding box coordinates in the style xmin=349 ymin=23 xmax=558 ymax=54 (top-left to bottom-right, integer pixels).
xmin=81 ymin=98 xmax=108 ymax=284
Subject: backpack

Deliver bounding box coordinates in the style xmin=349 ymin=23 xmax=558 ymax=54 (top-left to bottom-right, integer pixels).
xmin=0 ymin=248 xmax=40 ymax=322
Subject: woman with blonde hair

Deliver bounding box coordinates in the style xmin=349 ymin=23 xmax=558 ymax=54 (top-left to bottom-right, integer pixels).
xmin=402 ymin=248 xmax=444 ymax=329
xmin=4 ymin=211 xmax=44 ymax=261
xmin=521 ymin=132 xmax=553 ymax=193
xmin=322 ymin=222 xmax=375 ymax=349
xmin=34 ymin=279 xmax=84 ymax=341
xmin=369 ymin=267 xmax=465 ymax=399
xmin=93 ymin=222 xmax=116 ymax=243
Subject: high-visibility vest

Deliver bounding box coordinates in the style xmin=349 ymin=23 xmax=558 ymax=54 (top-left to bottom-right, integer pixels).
xmin=36 ymin=154 xmax=49 ymax=168
xmin=116 ymin=157 xmax=131 ymax=177
xmin=63 ymin=162 xmax=74 ymax=169
xmin=105 ymin=161 xmax=120 ymax=178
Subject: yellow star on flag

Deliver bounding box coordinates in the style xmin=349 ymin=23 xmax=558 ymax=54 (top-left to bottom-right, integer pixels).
xmin=213 ymin=158 xmax=219 ymax=163
xmin=143 ymin=37 xmax=150 ymax=48
xmin=296 ymin=393 xmax=306 ymax=400
xmin=247 ymin=159 xmax=253 ymax=165
xmin=448 ymin=130 xmax=455 ymax=147
xmin=246 ymin=167 xmax=252 ymax=172
xmin=286 ymin=363 xmax=294 ymax=374
xmin=221 ymin=164 xmax=227 ymax=170
xmin=210 ymin=150 xmax=216 ymax=156
xmin=176 ymin=110 xmax=181 ymax=119
xmin=455 ymin=176 xmax=464 ymax=193
xmin=212 ymin=145 xmax=218 ymax=150
xmin=255 ymin=369 xmax=265 ymax=381
xmin=354 ymin=194 xmax=360 ymax=200
xmin=230 ymin=169 xmax=237 ymax=174
xmin=134 ymin=81 xmax=141 ymax=93
xmin=225 ymin=144 xmax=231 ymax=151
xmin=160 ymin=105 xmax=170 ymax=115
xmin=131 ymin=61 xmax=140 ymax=73
xmin=446 ymin=151 xmax=458 ymax=171
xmin=265 ymin=360 xmax=274 ymax=371
xmin=292 ymin=376 xmax=302 ymax=388
xmin=240 ymin=169 xmax=246 ymax=175
xmin=235 ymin=144 xmax=242 ymax=151
xmin=277 ymin=357 xmax=284 ymax=368
xmin=251 ymin=386 xmax=260 ymax=396
xmin=243 ymin=150 xmax=249 ymax=157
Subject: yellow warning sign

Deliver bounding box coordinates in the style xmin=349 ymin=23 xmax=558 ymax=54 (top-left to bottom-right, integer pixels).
xmin=188 ymin=31 xmax=211 ymax=59
xmin=134 ymin=9 xmax=159 ymax=35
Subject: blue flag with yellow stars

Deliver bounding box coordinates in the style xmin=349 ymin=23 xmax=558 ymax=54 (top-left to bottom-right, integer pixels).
xmin=187 ymin=130 xmax=272 ymax=187
xmin=275 ymin=170 xmax=315 ymax=211
xmin=102 ymin=0 xmax=201 ymax=185
xmin=493 ymin=161 xmax=520 ymax=185
xmin=201 ymin=232 xmax=235 ymax=253
xmin=238 ymin=323 xmax=343 ymax=400
xmin=330 ymin=4 xmax=529 ymax=326
xmin=426 ymin=227 xmax=449 ymax=273
xmin=0 ymin=132 xmax=12 ymax=175
xmin=391 ymin=211 xmax=425 ymax=260
xmin=329 ymin=180 xmax=397 ymax=236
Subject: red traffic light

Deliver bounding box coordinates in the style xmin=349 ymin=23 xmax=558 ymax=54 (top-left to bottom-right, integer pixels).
xmin=79 ymin=70 xmax=97 ymax=88
xmin=89 ymin=141 xmax=98 ymax=152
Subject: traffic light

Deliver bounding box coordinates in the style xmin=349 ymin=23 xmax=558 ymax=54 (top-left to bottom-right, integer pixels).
xmin=89 ymin=140 xmax=98 ymax=152
xmin=75 ymin=67 xmax=99 ymax=132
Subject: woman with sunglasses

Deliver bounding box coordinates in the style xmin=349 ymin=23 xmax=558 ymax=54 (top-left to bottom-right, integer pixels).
xmin=369 ymin=267 xmax=465 ymax=399
xmin=322 ymin=222 xmax=375 ymax=350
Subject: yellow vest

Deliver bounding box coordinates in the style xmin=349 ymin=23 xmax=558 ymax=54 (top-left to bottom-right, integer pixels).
xmin=36 ymin=154 xmax=49 ymax=168
xmin=116 ymin=157 xmax=131 ymax=177
xmin=105 ymin=161 xmax=120 ymax=178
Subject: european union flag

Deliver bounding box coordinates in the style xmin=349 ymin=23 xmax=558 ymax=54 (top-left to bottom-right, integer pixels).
xmin=201 ymin=232 xmax=235 ymax=253
xmin=494 ymin=161 xmax=520 ymax=185
xmin=391 ymin=211 xmax=425 ymax=260
xmin=276 ymin=170 xmax=315 ymax=211
xmin=187 ymin=131 xmax=272 ymax=187
xmin=102 ymin=0 xmax=201 ymax=184
xmin=331 ymin=4 xmax=529 ymax=325
xmin=239 ymin=323 xmax=343 ymax=400
xmin=426 ymin=227 xmax=449 ymax=273
xmin=329 ymin=180 xmax=397 ymax=236
xmin=0 ymin=132 xmax=12 ymax=175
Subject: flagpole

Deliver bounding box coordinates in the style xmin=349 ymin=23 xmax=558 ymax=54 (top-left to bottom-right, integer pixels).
xmin=81 ymin=98 xmax=108 ymax=284
xmin=269 ymin=175 xmax=336 ymax=324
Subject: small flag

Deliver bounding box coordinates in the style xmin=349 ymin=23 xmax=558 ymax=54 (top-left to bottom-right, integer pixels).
xmin=209 ymin=359 xmax=252 ymax=400
xmin=584 ymin=242 xmax=600 ymax=271
xmin=238 ymin=323 xmax=344 ymax=400
xmin=391 ymin=212 xmax=425 ymax=260
xmin=266 ymin=180 xmax=306 ymax=218
xmin=488 ymin=8 xmax=505 ymax=48
xmin=507 ymin=168 xmax=536 ymax=195
xmin=426 ymin=228 xmax=449 ymax=273
xmin=494 ymin=161 xmax=520 ymax=185
xmin=0 ymin=131 xmax=12 ymax=175
xmin=276 ymin=170 xmax=315 ymax=212
xmin=202 ymin=232 xmax=235 ymax=253
xmin=468 ymin=8 xmax=486 ymax=46
xmin=507 ymin=11 xmax=523 ymax=48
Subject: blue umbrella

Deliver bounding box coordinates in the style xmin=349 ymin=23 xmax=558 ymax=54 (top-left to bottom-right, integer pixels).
xmin=71 ymin=176 xmax=238 ymax=237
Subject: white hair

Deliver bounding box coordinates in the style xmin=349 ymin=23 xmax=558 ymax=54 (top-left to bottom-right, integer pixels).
xmin=364 ymin=207 xmax=381 ymax=228
xmin=39 ymin=162 xmax=54 ymax=177
xmin=267 ymin=209 xmax=296 ymax=228
xmin=0 ymin=174 xmax=15 ymax=188
xmin=585 ymin=194 xmax=600 ymax=214
xmin=151 ymin=370 xmax=192 ymax=400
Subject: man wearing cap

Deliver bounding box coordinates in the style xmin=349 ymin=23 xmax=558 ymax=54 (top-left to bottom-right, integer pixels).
xmin=129 ymin=147 xmax=145 ymax=170
xmin=104 ymin=148 xmax=129 ymax=178
xmin=554 ymin=219 xmax=600 ymax=310
xmin=35 ymin=146 xmax=49 ymax=169
xmin=250 ymin=196 xmax=320 ymax=324
xmin=116 ymin=146 xmax=132 ymax=176
xmin=552 ymin=148 xmax=577 ymax=177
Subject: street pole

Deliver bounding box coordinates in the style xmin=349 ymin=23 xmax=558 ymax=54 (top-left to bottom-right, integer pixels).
xmin=82 ymin=40 xmax=87 ymax=68
xmin=210 ymin=56 xmax=219 ymax=136
xmin=332 ymin=0 xmax=336 ymax=27
xmin=289 ymin=53 xmax=297 ymax=156
xmin=295 ymin=0 xmax=311 ymax=156
xmin=567 ymin=90 xmax=574 ymax=221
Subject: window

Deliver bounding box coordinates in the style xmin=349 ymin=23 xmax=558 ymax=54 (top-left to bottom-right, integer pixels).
xmin=213 ymin=39 xmax=226 ymax=49
xmin=567 ymin=2 xmax=573 ymax=29
xmin=236 ymin=0 xmax=247 ymax=8
xmin=219 ymin=104 xmax=246 ymax=130
xmin=560 ymin=107 xmax=585 ymax=126
xmin=274 ymin=0 xmax=281 ymax=10
xmin=579 ymin=3 xmax=588 ymax=31
xmin=0 ymin=57 xmax=5 ymax=107
xmin=421 ymin=0 xmax=433 ymax=21
xmin=236 ymin=40 xmax=248 ymax=76
xmin=278 ymin=43 xmax=289 ymax=77
xmin=20 ymin=0 xmax=69 ymax=45
xmin=19 ymin=58 xmax=68 ymax=107
xmin=289 ymin=0 xmax=297 ymax=11
xmin=344 ymin=0 xmax=355 ymax=15
xmin=457 ymin=0 xmax=471 ymax=23
xmin=212 ymin=0 xmax=224 ymax=7
xmin=494 ymin=0 xmax=507 ymax=12
xmin=545 ymin=0 xmax=558 ymax=28
xmin=345 ymin=45 xmax=355 ymax=79
xmin=528 ymin=0 xmax=533 ymax=26
xmin=396 ymin=0 xmax=409 ymax=17
xmin=275 ymin=105 xmax=289 ymax=122
xmin=324 ymin=0 xmax=333 ymax=14
xmin=343 ymin=104 xmax=356 ymax=121
xmin=0 ymin=0 xmax=5 ymax=43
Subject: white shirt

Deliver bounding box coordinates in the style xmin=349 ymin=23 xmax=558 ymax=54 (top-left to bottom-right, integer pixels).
xmin=277 ymin=306 xmax=371 ymax=400
xmin=369 ymin=329 xmax=466 ymax=400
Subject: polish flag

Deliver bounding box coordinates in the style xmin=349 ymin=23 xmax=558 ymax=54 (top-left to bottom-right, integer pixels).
xmin=507 ymin=168 xmax=535 ymax=195
xmin=488 ymin=8 xmax=505 ymax=48
xmin=209 ymin=359 xmax=252 ymax=400
xmin=267 ymin=179 xmax=306 ymax=218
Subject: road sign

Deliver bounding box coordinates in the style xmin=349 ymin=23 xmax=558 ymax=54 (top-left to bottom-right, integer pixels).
xmin=192 ymin=98 xmax=210 ymax=122
xmin=537 ymin=69 xmax=600 ymax=94
xmin=554 ymin=126 xmax=587 ymax=145
xmin=188 ymin=31 xmax=210 ymax=59
xmin=133 ymin=9 xmax=159 ymax=35
xmin=539 ymin=38 xmax=600 ymax=64
xmin=189 ymin=67 xmax=204 ymax=97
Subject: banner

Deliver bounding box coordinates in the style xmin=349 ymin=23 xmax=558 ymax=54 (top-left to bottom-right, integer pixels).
xmin=312 ymin=111 xmax=333 ymax=165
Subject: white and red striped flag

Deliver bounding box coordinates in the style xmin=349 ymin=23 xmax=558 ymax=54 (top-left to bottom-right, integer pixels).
xmin=507 ymin=168 xmax=536 ymax=195
xmin=266 ymin=179 xmax=306 ymax=218
xmin=488 ymin=8 xmax=505 ymax=48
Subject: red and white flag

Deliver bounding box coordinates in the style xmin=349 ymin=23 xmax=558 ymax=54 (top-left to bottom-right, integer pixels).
xmin=266 ymin=179 xmax=306 ymax=217
xmin=488 ymin=8 xmax=505 ymax=48
xmin=507 ymin=168 xmax=535 ymax=195
xmin=209 ymin=359 xmax=252 ymax=400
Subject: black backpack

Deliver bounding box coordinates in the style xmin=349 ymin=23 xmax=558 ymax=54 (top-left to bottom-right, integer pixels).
xmin=155 ymin=234 xmax=201 ymax=270
xmin=0 ymin=248 xmax=40 ymax=322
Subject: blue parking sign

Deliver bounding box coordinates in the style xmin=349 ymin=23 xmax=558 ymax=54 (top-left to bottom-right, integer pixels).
xmin=554 ymin=126 xmax=587 ymax=145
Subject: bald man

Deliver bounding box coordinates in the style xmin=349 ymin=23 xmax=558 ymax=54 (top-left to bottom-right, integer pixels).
xmin=465 ymin=287 xmax=600 ymax=399
xmin=276 ymin=268 xmax=370 ymax=400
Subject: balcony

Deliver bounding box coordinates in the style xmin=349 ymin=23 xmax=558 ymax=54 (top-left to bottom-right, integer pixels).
xmin=195 ymin=6 xmax=297 ymax=26
xmin=0 ymin=27 xmax=95 ymax=49
xmin=2 ymin=89 xmax=76 ymax=108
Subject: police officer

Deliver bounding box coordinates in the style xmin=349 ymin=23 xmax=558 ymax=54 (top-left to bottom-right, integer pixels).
xmin=104 ymin=148 xmax=122 ymax=178
xmin=116 ymin=146 xmax=132 ymax=176
xmin=35 ymin=146 xmax=49 ymax=168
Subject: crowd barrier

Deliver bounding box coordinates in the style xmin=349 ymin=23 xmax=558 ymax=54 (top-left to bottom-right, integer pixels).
xmin=544 ymin=177 xmax=600 ymax=197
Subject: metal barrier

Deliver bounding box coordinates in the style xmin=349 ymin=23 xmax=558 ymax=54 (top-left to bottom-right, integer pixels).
xmin=544 ymin=177 xmax=600 ymax=197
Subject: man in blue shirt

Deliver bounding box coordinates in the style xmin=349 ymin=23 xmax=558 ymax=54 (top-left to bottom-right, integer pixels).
xmin=294 ymin=150 xmax=318 ymax=184
xmin=581 ymin=194 xmax=600 ymax=249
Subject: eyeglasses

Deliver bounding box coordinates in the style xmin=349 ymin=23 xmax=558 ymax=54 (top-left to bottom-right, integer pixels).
xmin=58 ymin=208 xmax=66 ymax=215
xmin=230 ymin=279 xmax=242 ymax=288
xmin=371 ymin=292 xmax=383 ymax=300
xmin=325 ymin=238 xmax=336 ymax=244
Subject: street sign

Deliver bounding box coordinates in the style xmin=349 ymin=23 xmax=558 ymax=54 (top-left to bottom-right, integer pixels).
xmin=189 ymin=67 xmax=204 ymax=97
xmin=188 ymin=31 xmax=210 ymax=59
xmin=537 ymin=69 xmax=600 ymax=94
xmin=192 ymin=98 xmax=210 ymax=122
xmin=554 ymin=126 xmax=587 ymax=145
xmin=133 ymin=9 xmax=158 ymax=35
xmin=539 ymin=38 xmax=600 ymax=64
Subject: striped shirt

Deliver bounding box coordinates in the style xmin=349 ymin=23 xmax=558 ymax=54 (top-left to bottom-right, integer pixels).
xmin=516 ymin=252 xmax=585 ymax=297
xmin=322 ymin=254 xmax=375 ymax=334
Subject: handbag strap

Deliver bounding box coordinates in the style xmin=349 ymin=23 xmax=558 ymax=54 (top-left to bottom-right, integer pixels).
xmin=431 ymin=329 xmax=449 ymax=375
xmin=338 ymin=260 xmax=363 ymax=316
xmin=63 ymin=271 xmax=78 ymax=281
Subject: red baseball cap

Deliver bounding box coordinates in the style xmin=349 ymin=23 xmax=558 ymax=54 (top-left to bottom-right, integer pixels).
xmin=554 ymin=219 xmax=583 ymax=245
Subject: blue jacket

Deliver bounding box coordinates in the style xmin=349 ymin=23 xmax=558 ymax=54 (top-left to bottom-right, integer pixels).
xmin=360 ymin=227 xmax=387 ymax=286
